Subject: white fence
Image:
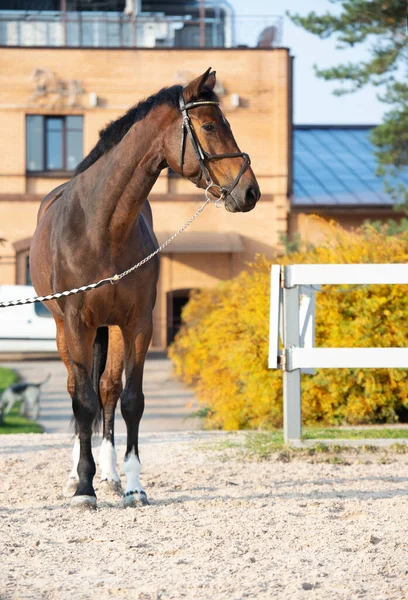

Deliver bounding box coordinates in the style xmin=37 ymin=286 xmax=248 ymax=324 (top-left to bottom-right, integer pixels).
xmin=268 ymin=264 xmax=408 ymax=443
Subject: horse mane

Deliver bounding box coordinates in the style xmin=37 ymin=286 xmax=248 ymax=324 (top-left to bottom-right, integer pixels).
xmin=74 ymin=83 xmax=218 ymax=175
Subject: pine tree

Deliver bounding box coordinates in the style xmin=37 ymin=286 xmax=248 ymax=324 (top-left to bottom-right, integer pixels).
xmin=289 ymin=1 xmax=408 ymax=203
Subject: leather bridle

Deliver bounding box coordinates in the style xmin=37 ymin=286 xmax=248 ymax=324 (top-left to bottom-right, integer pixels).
xmin=178 ymin=93 xmax=250 ymax=202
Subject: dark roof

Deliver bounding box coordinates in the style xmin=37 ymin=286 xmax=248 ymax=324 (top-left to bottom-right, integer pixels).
xmin=293 ymin=125 xmax=408 ymax=207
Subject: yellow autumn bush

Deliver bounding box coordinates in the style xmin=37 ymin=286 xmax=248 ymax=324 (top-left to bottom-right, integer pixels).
xmin=169 ymin=219 xmax=408 ymax=429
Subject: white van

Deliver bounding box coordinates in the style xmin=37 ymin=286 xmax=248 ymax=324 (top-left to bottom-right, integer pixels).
xmin=0 ymin=285 xmax=57 ymax=353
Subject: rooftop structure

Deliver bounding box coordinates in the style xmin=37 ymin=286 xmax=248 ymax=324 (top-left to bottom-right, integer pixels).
xmin=0 ymin=0 xmax=282 ymax=49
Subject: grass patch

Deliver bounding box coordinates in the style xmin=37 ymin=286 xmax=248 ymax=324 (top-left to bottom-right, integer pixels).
xmin=0 ymin=366 xmax=18 ymax=390
xmin=208 ymin=427 xmax=408 ymax=462
xmin=303 ymin=427 xmax=408 ymax=440
xmin=213 ymin=426 xmax=408 ymax=452
xmin=0 ymin=366 xmax=43 ymax=434
xmin=0 ymin=405 xmax=43 ymax=434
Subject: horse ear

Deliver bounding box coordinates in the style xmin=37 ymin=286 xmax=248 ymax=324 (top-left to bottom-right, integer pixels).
xmin=183 ymin=68 xmax=216 ymax=101
xmin=206 ymin=70 xmax=217 ymax=91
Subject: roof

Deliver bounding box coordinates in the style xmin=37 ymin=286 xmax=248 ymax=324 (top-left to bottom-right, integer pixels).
xmin=293 ymin=126 xmax=408 ymax=207
xmin=155 ymin=231 xmax=244 ymax=253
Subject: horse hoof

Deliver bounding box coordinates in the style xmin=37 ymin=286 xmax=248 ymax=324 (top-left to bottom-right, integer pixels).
xmin=123 ymin=491 xmax=149 ymax=507
xmin=70 ymin=495 xmax=97 ymax=510
xmin=63 ymin=478 xmax=79 ymax=497
xmin=100 ymin=479 xmax=123 ymax=496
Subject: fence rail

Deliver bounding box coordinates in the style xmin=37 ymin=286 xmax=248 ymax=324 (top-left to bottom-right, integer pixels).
xmin=269 ymin=264 xmax=408 ymax=443
xmin=285 ymin=263 xmax=408 ymax=287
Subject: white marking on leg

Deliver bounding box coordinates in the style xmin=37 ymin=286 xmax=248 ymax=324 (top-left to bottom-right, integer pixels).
xmin=99 ymin=439 xmax=120 ymax=482
xmin=123 ymin=449 xmax=144 ymax=495
xmin=69 ymin=436 xmax=80 ymax=480
xmin=64 ymin=435 xmax=80 ymax=496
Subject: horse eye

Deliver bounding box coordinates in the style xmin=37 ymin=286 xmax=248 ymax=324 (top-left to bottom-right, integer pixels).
xmin=202 ymin=123 xmax=216 ymax=133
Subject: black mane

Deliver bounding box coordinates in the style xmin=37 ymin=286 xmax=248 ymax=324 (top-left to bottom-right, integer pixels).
xmin=75 ymin=84 xmax=218 ymax=175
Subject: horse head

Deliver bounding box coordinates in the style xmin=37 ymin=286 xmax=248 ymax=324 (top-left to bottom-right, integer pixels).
xmin=165 ymin=68 xmax=261 ymax=213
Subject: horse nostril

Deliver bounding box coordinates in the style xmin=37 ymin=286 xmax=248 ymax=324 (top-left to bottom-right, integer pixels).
xmin=245 ymin=186 xmax=259 ymax=207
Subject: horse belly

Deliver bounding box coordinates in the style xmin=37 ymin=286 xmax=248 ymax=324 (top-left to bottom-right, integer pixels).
xmin=105 ymin=258 xmax=159 ymax=328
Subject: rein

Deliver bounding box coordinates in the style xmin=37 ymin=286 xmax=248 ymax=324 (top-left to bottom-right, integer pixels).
xmin=0 ymin=92 xmax=251 ymax=310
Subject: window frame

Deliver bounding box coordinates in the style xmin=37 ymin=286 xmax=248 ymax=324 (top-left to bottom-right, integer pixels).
xmin=26 ymin=114 xmax=83 ymax=175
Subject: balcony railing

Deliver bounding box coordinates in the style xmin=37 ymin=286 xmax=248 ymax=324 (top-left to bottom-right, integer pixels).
xmin=0 ymin=11 xmax=283 ymax=49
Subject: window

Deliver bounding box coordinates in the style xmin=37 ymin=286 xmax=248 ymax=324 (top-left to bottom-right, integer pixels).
xmin=26 ymin=115 xmax=83 ymax=172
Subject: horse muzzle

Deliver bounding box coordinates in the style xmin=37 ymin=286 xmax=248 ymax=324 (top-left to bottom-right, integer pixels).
xmin=225 ymin=185 xmax=261 ymax=213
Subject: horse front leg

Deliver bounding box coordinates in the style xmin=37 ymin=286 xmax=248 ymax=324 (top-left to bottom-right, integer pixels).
xmin=64 ymin=315 xmax=99 ymax=509
xmin=120 ymin=323 xmax=152 ymax=507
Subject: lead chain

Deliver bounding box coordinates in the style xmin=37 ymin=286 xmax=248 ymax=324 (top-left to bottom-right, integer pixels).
xmin=0 ymin=197 xmax=216 ymax=309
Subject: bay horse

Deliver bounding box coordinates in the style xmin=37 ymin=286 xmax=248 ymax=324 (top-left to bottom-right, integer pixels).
xmin=29 ymin=68 xmax=260 ymax=509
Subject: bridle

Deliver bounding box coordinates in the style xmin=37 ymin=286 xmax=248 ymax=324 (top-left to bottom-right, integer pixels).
xmin=178 ymin=92 xmax=251 ymax=204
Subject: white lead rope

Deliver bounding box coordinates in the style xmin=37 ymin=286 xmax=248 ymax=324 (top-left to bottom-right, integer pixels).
xmin=0 ymin=195 xmax=216 ymax=309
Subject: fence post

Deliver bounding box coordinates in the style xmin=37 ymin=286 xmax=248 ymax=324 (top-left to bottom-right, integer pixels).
xmin=283 ymin=283 xmax=301 ymax=443
xmin=268 ymin=265 xmax=282 ymax=369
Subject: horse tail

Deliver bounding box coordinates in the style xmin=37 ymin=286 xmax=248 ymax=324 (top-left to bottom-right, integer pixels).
xmin=91 ymin=326 xmax=109 ymax=431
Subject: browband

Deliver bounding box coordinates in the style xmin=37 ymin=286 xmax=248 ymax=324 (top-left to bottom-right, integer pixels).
xmin=184 ymin=101 xmax=220 ymax=110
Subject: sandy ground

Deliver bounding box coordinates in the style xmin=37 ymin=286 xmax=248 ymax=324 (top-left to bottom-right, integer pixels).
xmin=1 ymin=432 xmax=408 ymax=600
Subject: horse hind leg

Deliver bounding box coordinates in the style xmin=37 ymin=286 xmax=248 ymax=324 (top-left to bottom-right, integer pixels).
xmin=65 ymin=435 xmax=80 ymax=497
xmin=98 ymin=326 xmax=123 ymax=495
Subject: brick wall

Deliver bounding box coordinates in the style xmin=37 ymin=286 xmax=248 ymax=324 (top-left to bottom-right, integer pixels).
xmin=0 ymin=47 xmax=292 ymax=348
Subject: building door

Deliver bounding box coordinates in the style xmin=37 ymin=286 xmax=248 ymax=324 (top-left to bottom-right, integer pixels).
xmin=166 ymin=289 xmax=193 ymax=346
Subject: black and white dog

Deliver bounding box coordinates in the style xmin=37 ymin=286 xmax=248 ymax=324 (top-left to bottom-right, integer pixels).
xmin=1 ymin=374 xmax=50 ymax=421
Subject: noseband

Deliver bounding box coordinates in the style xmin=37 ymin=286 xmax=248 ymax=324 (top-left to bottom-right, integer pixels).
xmin=178 ymin=93 xmax=250 ymax=202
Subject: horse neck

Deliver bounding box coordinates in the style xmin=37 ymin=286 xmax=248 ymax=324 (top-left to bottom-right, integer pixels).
xmin=88 ymin=113 xmax=168 ymax=245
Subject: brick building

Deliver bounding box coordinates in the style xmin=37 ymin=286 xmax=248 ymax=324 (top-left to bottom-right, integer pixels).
xmin=0 ymin=45 xmax=292 ymax=349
